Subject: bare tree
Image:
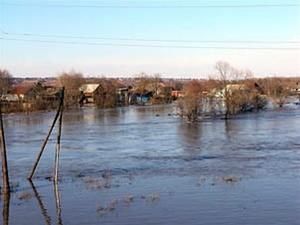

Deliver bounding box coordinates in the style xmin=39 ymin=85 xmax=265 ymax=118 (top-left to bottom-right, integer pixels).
xmin=215 ymin=61 xmax=256 ymax=118
xmin=0 ymin=69 xmax=12 ymax=95
xmin=178 ymin=80 xmax=204 ymax=122
xmin=152 ymin=73 xmax=162 ymax=97
xmin=261 ymin=78 xmax=288 ymax=107
xmin=215 ymin=61 xmax=235 ymax=119
xmin=94 ymin=78 xmax=119 ymax=108
xmin=57 ymin=71 xmax=85 ymax=107
xmin=134 ymin=73 xmax=150 ymax=94
xmin=134 ymin=73 xmax=161 ymax=96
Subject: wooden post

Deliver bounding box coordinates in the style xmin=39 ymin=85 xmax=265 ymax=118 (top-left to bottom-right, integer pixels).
xmin=28 ymin=88 xmax=64 ymax=180
xmin=0 ymin=100 xmax=10 ymax=194
xmin=54 ymin=87 xmax=64 ymax=183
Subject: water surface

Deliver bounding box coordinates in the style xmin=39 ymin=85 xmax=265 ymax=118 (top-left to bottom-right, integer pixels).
xmin=1 ymin=105 xmax=300 ymax=225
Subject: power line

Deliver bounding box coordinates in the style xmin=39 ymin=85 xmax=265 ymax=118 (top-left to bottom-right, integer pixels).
xmin=1 ymin=30 xmax=299 ymax=44
xmin=1 ymin=2 xmax=299 ymax=8
xmin=1 ymin=37 xmax=300 ymax=50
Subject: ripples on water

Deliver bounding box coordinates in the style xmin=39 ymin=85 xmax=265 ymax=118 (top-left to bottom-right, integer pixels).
xmin=1 ymin=105 xmax=300 ymax=225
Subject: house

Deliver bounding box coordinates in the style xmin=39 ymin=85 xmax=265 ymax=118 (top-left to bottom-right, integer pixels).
xmin=171 ymin=90 xmax=185 ymax=99
xmin=79 ymin=84 xmax=101 ymax=104
xmin=11 ymin=81 xmax=44 ymax=101
xmin=116 ymin=87 xmax=130 ymax=106
xmin=213 ymin=84 xmax=247 ymax=98
xmin=42 ymin=86 xmax=61 ymax=102
xmin=291 ymin=82 xmax=300 ymax=94
xmin=129 ymin=91 xmax=153 ymax=105
xmin=0 ymin=94 xmax=19 ymax=102
xmin=10 ymin=81 xmax=60 ymax=103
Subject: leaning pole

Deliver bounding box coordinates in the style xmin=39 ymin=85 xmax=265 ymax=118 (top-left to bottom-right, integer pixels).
xmin=0 ymin=100 xmax=10 ymax=194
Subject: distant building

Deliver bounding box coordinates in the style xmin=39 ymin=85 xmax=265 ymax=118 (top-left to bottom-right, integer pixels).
xmin=79 ymin=84 xmax=101 ymax=104
xmin=11 ymin=81 xmax=60 ymax=102
xmin=11 ymin=81 xmax=43 ymax=100
xmin=171 ymin=90 xmax=185 ymax=99
xmin=213 ymin=84 xmax=247 ymax=98
xmin=129 ymin=91 xmax=153 ymax=105
xmin=116 ymin=87 xmax=130 ymax=106
xmin=291 ymin=82 xmax=300 ymax=94
xmin=0 ymin=94 xmax=19 ymax=102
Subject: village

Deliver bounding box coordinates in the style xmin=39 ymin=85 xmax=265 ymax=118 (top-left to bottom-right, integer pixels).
xmin=2 ymin=1 xmax=300 ymax=224
xmin=1 ymin=69 xmax=300 ymax=225
xmin=1 ymin=74 xmax=182 ymax=112
xmin=1 ymin=64 xmax=300 ymax=121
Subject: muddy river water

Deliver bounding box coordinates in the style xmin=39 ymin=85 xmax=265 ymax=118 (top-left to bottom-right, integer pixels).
xmin=1 ymin=105 xmax=300 ymax=225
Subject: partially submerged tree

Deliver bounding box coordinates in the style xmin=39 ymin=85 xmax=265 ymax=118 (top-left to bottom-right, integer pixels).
xmin=94 ymin=78 xmax=119 ymax=108
xmin=134 ymin=73 xmax=173 ymax=104
xmin=259 ymin=78 xmax=289 ymax=107
xmin=134 ymin=73 xmax=161 ymax=96
xmin=178 ymin=80 xmax=204 ymax=122
xmin=215 ymin=61 xmax=256 ymax=118
xmin=242 ymin=80 xmax=268 ymax=111
xmin=57 ymin=71 xmax=85 ymax=107
xmin=0 ymin=69 xmax=13 ymax=95
xmin=215 ymin=61 xmax=234 ymax=118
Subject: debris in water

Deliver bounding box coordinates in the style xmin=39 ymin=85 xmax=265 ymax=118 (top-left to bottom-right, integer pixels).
xmin=140 ymin=195 xmax=146 ymax=199
xmin=222 ymin=176 xmax=240 ymax=183
xmin=147 ymin=193 xmax=160 ymax=202
xmin=123 ymin=194 xmax=134 ymax=204
xmin=44 ymin=176 xmax=52 ymax=181
xmin=83 ymin=176 xmax=112 ymax=190
xmin=102 ymin=170 xmax=112 ymax=179
xmin=75 ymin=172 xmax=85 ymax=178
xmin=197 ymin=177 xmax=207 ymax=186
xmin=18 ymin=192 xmax=33 ymax=201
xmin=96 ymin=199 xmax=119 ymax=215
xmin=107 ymin=199 xmax=118 ymax=211
xmin=10 ymin=182 xmax=20 ymax=193
xmin=96 ymin=205 xmax=105 ymax=213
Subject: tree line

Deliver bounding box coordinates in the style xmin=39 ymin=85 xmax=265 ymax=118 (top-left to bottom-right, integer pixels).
xmin=1 ymin=63 xmax=299 ymax=117
xmin=178 ymin=61 xmax=300 ymax=121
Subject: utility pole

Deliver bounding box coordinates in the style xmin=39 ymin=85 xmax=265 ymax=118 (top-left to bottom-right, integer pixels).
xmin=54 ymin=87 xmax=64 ymax=183
xmin=0 ymin=100 xmax=10 ymax=194
xmin=28 ymin=87 xmax=65 ymax=180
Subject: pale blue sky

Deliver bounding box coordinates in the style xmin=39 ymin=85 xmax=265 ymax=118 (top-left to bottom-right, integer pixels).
xmin=1 ymin=0 xmax=300 ymax=78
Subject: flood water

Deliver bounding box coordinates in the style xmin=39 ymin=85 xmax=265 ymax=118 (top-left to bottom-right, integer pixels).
xmin=1 ymin=105 xmax=300 ymax=225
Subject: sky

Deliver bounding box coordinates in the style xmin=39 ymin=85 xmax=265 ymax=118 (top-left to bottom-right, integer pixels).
xmin=0 ymin=0 xmax=300 ymax=78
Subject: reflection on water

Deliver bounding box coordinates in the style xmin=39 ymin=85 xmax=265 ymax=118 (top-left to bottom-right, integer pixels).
xmin=28 ymin=180 xmax=63 ymax=225
xmin=178 ymin=122 xmax=202 ymax=153
xmin=54 ymin=181 xmax=63 ymax=225
xmin=2 ymin=105 xmax=300 ymax=225
xmin=3 ymin=105 xmax=300 ymax=178
xmin=224 ymin=119 xmax=236 ymax=141
xmin=2 ymin=193 xmax=10 ymax=225
xmin=29 ymin=181 xmax=51 ymax=225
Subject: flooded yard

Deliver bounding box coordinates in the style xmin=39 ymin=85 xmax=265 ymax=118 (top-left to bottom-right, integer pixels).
xmin=1 ymin=105 xmax=300 ymax=225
